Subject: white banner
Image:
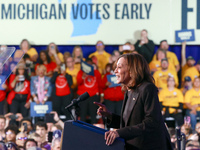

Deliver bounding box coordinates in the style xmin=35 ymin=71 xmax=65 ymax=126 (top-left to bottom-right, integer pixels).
xmin=0 ymin=0 xmax=199 ymax=45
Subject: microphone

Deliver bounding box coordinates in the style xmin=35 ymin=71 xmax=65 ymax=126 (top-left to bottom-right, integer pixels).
xmin=65 ymin=92 xmax=90 ymax=109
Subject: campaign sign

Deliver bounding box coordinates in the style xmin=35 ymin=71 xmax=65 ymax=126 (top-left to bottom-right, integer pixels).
xmin=30 ymin=102 xmax=52 ymax=117
xmin=107 ymin=75 xmax=121 ymax=88
xmin=81 ymin=60 xmax=94 ymax=76
xmin=175 ymin=29 xmax=195 ymax=42
xmin=0 ymin=75 xmax=6 ymax=90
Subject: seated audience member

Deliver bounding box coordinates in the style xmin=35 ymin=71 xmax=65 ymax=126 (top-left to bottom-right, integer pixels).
xmin=24 ymin=139 xmax=37 ymax=150
xmin=119 ymin=42 xmax=135 ymax=54
xmin=47 ymin=43 xmax=64 ymax=65
xmin=153 ymin=58 xmax=178 ymax=91
xmin=152 ymin=40 xmax=180 ymax=72
xmin=159 ymin=76 xmax=184 ymax=126
xmin=89 ymin=41 xmax=111 ymax=75
xmin=181 ymin=42 xmax=196 ymax=76
xmin=100 ymin=63 xmax=124 ymax=115
xmin=35 ymin=122 xmax=47 ymax=144
xmin=181 ymin=76 xmax=193 ymax=116
xmin=182 ymin=60 xmax=200 ymax=82
xmin=0 ymin=116 xmax=6 ymax=141
xmin=31 ymin=65 xmax=52 ymax=104
xmin=5 ymin=125 xmax=19 ymax=143
xmin=185 ymin=76 xmax=200 ymax=130
xmin=35 ymin=50 xmax=57 ymax=77
xmin=7 ymin=63 xmax=30 ymax=117
xmin=76 ymin=58 xmax=102 ymax=124
xmin=28 ymin=133 xmax=41 ymax=148
xmin=5 ymin=142 xmax=18 ymax=150
xmin=181 ymin=76 xmax=193 ymax=95
xmin=50 ymin=65 xmax=73 ymax=118
xmin=149 ymin=49 xmax=176 ymax=74
xmin=65 ymin=56 xmax=80 ymax=95
xmin=20 ymin=118 xmax=33 ymax=134
xmin=72 ymin=46 xmax=85 ymax=70
xmin=16 ymin=132 xmax=28 ymax=147
xmin=134 ymin=29 xmax=155 ymax=63
xmin=14 ymin=39 xmax=38 ymax=62
xmin=51 ymin=138 xmax=61 ymax=150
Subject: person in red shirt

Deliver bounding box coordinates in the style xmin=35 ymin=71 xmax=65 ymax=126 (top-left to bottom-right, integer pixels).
xmin=35 ymin=50 xmax=57 ymax=77
xmin=76 ymin=58 xmax=102 ymax=124
xmin=101 ymin=63 xmax=124 ymax=115
xmin=7 ymin=63 xmax=31 ymax=117
xmin=50 ymin=64 xmax=73 ymax=119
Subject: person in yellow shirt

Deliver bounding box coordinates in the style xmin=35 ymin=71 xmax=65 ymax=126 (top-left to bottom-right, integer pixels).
xmin=47 ymin=42 xmax=64 ymax=65
xmin=149 ymin=49 xmax=176 ymax=74
xmin=153 ymin=58 xmax=179 ymax=91
xmin=152 ymin=40 xmax=180 ymax=72
xmin=182 ymin=60 xmax=200 ymax=82
xmin=185 ymin=76 xmax=200 ymax=129
xmin=65 ymin=56 xmax=80 ymax=97
xmin=181 ymin=42 xmax=196 ymax=78
xmin=14 ymin=39 xmax=38 ymax=62
xmin=89 ymin=41 xmax=111 ymax=75
xmin=159 ymin=76 xmax=184 ymax=126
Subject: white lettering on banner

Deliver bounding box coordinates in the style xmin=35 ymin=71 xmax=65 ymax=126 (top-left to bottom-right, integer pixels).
xmin=111 ymin=76 xmax=118 ymax=84
xmin=34 ymin=105 xmax=48 ymax=114
xmin=178 ymin=31 xmax=192 ymax=40
xmin=82 ymin=62 xmax=91 ymax=73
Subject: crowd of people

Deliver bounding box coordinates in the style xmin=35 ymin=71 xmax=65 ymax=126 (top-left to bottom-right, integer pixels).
xmin=0 ymin=29 xmax=199 ymax=149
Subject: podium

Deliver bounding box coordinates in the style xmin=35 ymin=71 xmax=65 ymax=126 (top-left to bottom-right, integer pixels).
xmin=61 ymin=120 xmax=125 ymax=150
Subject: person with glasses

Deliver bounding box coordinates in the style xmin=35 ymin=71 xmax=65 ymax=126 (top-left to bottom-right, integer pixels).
xmin=89 ymin=41 xmax=111 ymax=75
xmin=5 ymin=125 xmax=19 ymax=143
xmin=16 ymin=132 xmax=27 ymax=148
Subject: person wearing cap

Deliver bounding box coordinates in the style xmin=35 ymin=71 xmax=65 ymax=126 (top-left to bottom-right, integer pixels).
xmin=181 ymin=76 xmax=193 ymax=116
xmin=159 ymin=76 xmax=184 ymax=126
xmin=185 ymin=76 xmax=200 ymax=130
xmin=182 ymin=60 xmax=200 ymax=82
xmin=89 ymin=41 xmax=111 ymax=75
xmin=182 ymin=56 xmax=196 ymax=77
xmin=181 ymin=76 xmax=193 ymax=95
xmin=7 ymin=63 xmax=31 ymax=117
xmin=153 ymin=58 xmax=178 ymax=91
xmin=152 ymin=40 xmax=180 ymax=72
xmin=149 ymin=49 xmax=176 ymax=74
xmin=181 ymin=42 xmax=196 ymax=78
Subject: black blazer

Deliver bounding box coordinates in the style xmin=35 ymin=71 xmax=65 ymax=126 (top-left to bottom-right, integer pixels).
xmin=108 ymin=82 xmax=173 ymax=150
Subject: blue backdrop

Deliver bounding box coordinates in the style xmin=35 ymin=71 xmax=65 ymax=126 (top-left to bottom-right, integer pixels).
xmin=9 ymin=45 xmax=200 ymax=63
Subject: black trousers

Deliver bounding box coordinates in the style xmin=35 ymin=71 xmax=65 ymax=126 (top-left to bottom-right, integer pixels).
xmin=79 ymin=94 xmax=100 ymax=124
xmin=52 ymin=94 xmax=73 ymax=120
xmin=104 ymin=99 xmax=123 ymax=116
xmin=10 ymin=94 xmax=28 ymax=117
xmin=0 ymin=100 xmax=5 ymax=115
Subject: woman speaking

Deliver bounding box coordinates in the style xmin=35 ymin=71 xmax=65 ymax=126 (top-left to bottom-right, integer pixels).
xmin=94 ymin=53 xmax=173 ymax=150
